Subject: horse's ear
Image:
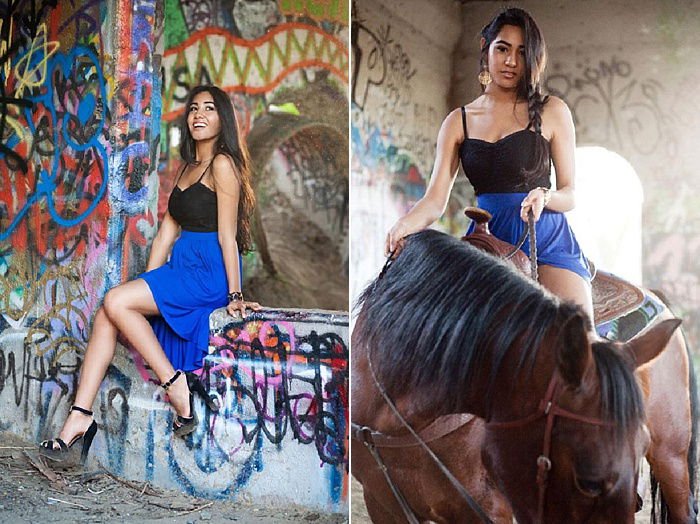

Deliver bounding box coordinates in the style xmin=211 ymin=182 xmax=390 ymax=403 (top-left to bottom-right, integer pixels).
xmin=556 ymin=311 xmax=592 ymax=388
xmin=622 ymin=318 xmax=681 ymax=368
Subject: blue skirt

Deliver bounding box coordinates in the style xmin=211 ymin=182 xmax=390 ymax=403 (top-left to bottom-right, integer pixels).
xmin=139 ymin=230 xmax=241 ymax=371
xmin=467 ymin=193 xmax=591 ymax=282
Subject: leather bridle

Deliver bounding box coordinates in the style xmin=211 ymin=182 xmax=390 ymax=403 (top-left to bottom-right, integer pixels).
xmin=486 ymin=372 xmax=608 ymax=523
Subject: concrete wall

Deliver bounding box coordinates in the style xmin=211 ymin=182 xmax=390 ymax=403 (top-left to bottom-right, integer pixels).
xmin=0 ymin=0 xmax=348 ymax=513
xmin=2 ymin=308 xmax=348 ymax=510
xmin=455 ymin=0 xmax=700 ymax=348
xmin=350 ymin=0 xmax=467 ymax=300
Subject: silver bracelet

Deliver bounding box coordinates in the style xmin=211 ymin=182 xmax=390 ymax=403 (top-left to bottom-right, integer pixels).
xmin=535 ymin=186 xmax=552 ymax=206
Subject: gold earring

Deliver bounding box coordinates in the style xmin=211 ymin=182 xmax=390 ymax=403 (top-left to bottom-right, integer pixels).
xmin=478 ymin=67 xmax=492 ymax=86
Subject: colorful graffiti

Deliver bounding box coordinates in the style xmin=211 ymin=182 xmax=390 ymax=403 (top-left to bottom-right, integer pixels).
xmin=108 ymin=0 xmax=162 ymax=288
xmin=0 ymin=0 xmax=112 ymax=374
xmin=141 ymin=312 xmax=348 ymax=506
xmin=161 ymin=23 xmax=348 ymax=119
xmin=279 ymin=0 xmax=349 ymax=25
xmin=350 ymin=114 xmax=427 ymax=299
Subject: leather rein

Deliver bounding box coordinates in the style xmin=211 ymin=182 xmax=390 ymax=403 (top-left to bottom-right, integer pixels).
xmin=353 ymin=213 xmax=610 ymax=523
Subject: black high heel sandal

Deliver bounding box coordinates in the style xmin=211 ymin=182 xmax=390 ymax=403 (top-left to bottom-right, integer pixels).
xmin=162 ymin=370 xmax=196 ymax=437
xmin=162 ymin=370 xmax=220 ymax=438
xmin=185 ymin=371 xmax=219 ymax=412
xmin=39 ymin=405 xmax=98 ymax=464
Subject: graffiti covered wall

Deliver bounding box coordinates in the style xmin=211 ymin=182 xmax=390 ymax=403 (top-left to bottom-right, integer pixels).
xmin=113 ymin=309 xmax=348 ymax=510
xmin=0 ymin=1 xmax=112 ymax=373
xmin=350 ymin=0 xmax=466 ymax=302
xmin=0 ymin=0 xmax=348 ymax=513
xmin=455 ymin=0 xmax=700 ymax=349
xmin=0 ymin=0 xmax=161 ymax=470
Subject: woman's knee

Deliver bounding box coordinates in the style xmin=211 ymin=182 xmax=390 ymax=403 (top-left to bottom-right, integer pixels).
xmin=539 ymin=265 xmax=593 ymax=315
xmin=93 ymin=306 xmax=114 ymax=328
xmin=102 ymin=287 xmax=128 ymax=320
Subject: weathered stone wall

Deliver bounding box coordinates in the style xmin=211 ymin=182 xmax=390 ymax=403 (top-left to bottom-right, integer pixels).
xmin=350 ymin=0 xmax=465 ymax=300
xmin=455 ymin=0 xmax=700 ymax=348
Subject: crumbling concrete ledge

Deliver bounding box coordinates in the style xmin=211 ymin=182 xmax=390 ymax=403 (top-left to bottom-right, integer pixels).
xmin=1 ymin=308 xmax=348 ymax=514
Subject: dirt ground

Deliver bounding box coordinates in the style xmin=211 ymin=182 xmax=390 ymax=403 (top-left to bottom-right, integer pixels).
xmin=0 ymin=432 xmax=346 ymax=524
xmin=351 ymin=469 xmax=653 ymax=523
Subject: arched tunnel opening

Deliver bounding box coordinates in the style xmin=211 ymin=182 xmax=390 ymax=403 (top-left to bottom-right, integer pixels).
xmin=245 ymin=112 xmax=348 ymax=310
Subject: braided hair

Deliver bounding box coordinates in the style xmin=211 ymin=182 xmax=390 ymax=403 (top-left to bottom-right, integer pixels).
xmin=480 ymin=8 xmax=550 ymax=179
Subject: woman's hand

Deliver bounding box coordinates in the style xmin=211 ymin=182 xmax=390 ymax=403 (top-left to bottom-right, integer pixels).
xmin=226 ymin=299 xmax=262 ymax=319
xmin=520 ymin=188 xmax=549 ymax=222
xmin=385 ymin=220 xmax=413 ymax=258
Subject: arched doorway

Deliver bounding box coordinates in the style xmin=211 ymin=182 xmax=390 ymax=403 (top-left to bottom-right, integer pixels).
xmin=566 ymin=146 xmax=643 ymax=284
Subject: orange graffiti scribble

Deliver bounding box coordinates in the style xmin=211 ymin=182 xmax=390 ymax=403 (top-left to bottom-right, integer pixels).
xmin=161 ymin=23 xmax=348 ymax=121
xmin=278 ymin=0 xmax=349 ymax=25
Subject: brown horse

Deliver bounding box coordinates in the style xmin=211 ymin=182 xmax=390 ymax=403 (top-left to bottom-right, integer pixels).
xmin=351 ymin=229 xmax=694 ymax=523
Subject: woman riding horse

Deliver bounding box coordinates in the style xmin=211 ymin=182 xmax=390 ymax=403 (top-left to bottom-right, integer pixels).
xmin=385 ymin=8 xmax=593 ymax=320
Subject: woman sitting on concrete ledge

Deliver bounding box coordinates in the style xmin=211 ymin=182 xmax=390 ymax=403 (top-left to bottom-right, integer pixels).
xmin=40 ymin=85 xmax=261 ymax=462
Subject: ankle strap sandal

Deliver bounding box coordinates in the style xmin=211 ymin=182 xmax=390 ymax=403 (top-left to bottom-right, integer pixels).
xmin=70 ymin=405 xmax=93 ymax=416
xmin=161 ymin=370 xmax=182 ymax=391
xmin=39 ymin=405 xmax=98 ymax=464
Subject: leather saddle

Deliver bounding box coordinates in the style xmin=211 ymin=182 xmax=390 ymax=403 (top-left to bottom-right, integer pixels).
xmin=461 ymin=207 xmax=644 ymax=325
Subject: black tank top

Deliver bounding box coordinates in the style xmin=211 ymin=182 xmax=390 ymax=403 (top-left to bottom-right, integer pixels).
xmin=458 ymin=106 xmax=551 ymax=195
xmin=168 ymin=161 xmax=218 ymax=232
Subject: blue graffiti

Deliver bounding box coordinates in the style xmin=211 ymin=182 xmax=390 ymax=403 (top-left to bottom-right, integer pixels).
xmin=0 ymin=45 xmax=109 ymax=241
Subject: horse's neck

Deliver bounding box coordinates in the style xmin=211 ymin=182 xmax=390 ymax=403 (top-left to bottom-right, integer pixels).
xmin=352 ymin=351 xmax=443 ymax=435
xmin=465 ymin=342 xmax=558 ymax=423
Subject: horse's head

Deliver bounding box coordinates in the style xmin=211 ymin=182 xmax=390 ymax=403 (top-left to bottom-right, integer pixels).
xmin=483 ymin=314 xmax=681 ymax=522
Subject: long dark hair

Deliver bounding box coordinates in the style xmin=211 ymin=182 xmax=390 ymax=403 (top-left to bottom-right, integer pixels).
xmin=480 ymin=8 xmax=550 ymax=179
xmin=179 ymin=85 xmax=256 ymax=254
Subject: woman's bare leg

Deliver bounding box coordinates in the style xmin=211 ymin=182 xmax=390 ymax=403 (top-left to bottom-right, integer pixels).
xmin=47 ymin=279 xmax=191 ymax=448
xmin=101 ymin=279 xmax=191 ymax=418
xmin=49 ymin=306 xmax=119 ymax=448
xmin=538 ymin=265 xmax=595 ymax=323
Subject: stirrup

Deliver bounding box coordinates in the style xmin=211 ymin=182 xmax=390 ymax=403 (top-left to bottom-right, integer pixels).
xmin=161 ymin=370 xmax=182 ymax=391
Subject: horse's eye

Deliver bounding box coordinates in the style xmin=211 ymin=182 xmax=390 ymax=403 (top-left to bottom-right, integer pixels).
xmin=575 ymin=476 xmax=606 ymax=497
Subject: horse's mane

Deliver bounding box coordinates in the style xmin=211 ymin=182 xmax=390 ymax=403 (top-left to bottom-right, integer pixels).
xmin=355 ymin=229 xmax=644 ymax=431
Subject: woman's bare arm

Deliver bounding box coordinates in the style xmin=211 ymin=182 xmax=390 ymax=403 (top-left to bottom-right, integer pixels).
xmin=211 ymin=154 xmax=260 ymax=318
xmin=385 ymin=109 xmax=464 ymax=255
xmin=212 ymin=154 xmax=242 ymax=292
xmin=145 ymin=212 xmax=180 ymax=271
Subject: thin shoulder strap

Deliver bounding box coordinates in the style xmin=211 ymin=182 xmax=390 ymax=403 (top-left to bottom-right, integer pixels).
xmin=197 ymin=157 xmax=216 ymax=183
xmin=175 ymin=163 xmax=188 ymax=184
xmin=460 ymin=106 xmax=468 ymax=139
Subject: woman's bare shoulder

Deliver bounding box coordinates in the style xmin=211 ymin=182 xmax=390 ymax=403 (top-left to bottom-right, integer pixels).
xmin=543 ymin=95 xmax=572 ymax=119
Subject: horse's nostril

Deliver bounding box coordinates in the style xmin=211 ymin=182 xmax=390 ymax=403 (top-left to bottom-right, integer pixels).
xmin=575 ymin=477 xmax=606 ymax=497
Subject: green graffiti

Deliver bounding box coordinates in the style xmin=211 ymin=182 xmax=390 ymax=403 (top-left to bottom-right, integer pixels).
xmin=164 ymin=0 xmax=190 ymax=48
xmin=278 ymin=0 xmax=348 ymax=25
